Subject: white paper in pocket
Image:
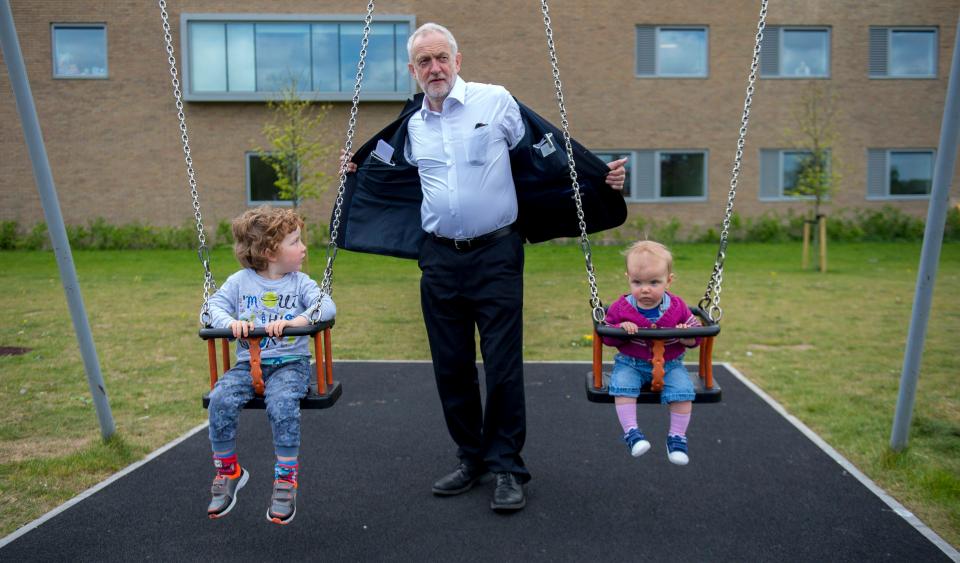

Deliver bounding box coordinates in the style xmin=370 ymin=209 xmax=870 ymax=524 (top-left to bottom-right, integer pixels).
xmin=372 ymin=139 xmax=396 ymax=166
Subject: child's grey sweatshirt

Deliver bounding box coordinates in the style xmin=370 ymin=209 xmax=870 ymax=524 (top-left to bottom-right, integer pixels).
xmin=207 ymin=269 xmax=336 ymax=362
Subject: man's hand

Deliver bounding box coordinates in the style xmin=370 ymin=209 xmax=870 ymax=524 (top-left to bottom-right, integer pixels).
xmin=605 ymin=157 xmax=628 ymax=190
xmin=340 ymin=149 xmax=357 ymax=174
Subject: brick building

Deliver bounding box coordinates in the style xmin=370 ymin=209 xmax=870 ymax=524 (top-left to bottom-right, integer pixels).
xmin=2 ymin=1 xmax=958 ymax=234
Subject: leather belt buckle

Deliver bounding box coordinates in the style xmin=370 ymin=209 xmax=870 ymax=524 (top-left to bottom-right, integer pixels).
xmin=453 ymin=239 xmax=471 ymax=251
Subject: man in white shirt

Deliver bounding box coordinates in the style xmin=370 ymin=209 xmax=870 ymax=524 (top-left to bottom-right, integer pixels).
xmin=350 ymin=22 xmax=626 ymax=512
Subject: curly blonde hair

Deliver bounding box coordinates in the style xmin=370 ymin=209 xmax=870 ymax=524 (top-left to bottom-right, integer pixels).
xmin=623 ymin=240 xmax=674 ymax=274
xmin=231 ymin=206 xmax=304 ymax=271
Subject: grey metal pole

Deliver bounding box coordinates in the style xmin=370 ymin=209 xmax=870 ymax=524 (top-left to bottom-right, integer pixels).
xmin=0 ymin=0 xmax=115 ymax=440
xmin=889 ymin=14 xmax=960 ymax=451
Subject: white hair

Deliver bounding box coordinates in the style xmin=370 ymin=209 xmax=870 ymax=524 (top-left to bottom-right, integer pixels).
xmin=406 ymin=22 xmax=458 ymax=62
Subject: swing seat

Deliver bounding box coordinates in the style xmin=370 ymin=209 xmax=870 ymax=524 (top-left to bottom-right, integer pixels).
xmin=199 ymin=321 xmax=341 ymax=410
xmin=584 ymin=367 xmax=722 ymax=404
xmin=201 ymin=376 xmax=343 ymax=410
xmin=586 ymin=307 xmax=722 ymax=404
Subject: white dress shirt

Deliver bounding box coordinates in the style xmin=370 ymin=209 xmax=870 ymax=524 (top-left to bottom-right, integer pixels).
xmin=406 ymin=77 xmax=525 ymax=239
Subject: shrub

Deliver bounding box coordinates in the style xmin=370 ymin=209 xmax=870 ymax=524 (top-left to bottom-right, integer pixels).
xmin=0 ymin=208 xmax=953 ymax=251
xmin=857 ymin=206 xmax=925 ymax=241
xmin=215 ymin=220 xmax=233 ymax=248
xmin=744 ymin=213 xmax=789 ymax=242
xmin=0 ymin=221 xmax=18 ymax=250
xmin=945 ymin=206 xmax=960 ymax=242
xmin=18 ymin=223 xmax=48 ymax=250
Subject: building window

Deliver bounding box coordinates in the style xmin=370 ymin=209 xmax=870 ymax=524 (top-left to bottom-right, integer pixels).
xmin=760 ymin=26 xmax=830 ymax=78
xmin=246 ymin=153 xmax=293 ymax=205
xmin=870 ymin=27 xmax=937 ymax=78
xmin=596 ymin=150 xmax=707 ymax=201
xmin=51 ymin=24 xmax=107 ymax=78
xmin=636 ymin=26 xmax=708 ymax=77
xmin=867 ymin=149 xmax=934 ymax=199
xmin=183 ymin=14 xmax=415 ymax=101
xmin=759 ymin=149 xmax=832 ymax=200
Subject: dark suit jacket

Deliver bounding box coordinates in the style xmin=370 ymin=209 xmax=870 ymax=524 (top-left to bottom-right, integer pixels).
xmin=332 ymin=93 xmax=627 ymax=259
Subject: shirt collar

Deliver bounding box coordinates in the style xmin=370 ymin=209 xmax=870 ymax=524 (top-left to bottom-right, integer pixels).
xmin=419 ymin=76 xmax=466 ymax=118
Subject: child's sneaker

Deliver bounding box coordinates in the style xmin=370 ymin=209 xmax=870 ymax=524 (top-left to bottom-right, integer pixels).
xmin=207 ymin=466 xmax=249 ymax=518
xmin=623 ymin=428 xmax=651 ymax=457
xmin=266 ymin=479 xmax=297 ymax=525
xmin=666 ymin=434 xmax=689 ymax=465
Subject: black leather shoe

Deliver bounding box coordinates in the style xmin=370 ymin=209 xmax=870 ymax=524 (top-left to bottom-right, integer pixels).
xmin=432 ymin=463 xmax=490 ymax=496
xmin=490 ymin=472 xmax=525 ymax=512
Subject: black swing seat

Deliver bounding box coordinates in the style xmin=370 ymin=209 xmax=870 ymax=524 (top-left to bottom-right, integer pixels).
xmin=587 ymin=309 xmax=722 ymax=404
xmin=583 ymin=368 xmax=722 ymax=404
xmin=201 ymin=375 xmax=343 ymax=410
xmin=199 ymin=321 xmax=341 ymax=410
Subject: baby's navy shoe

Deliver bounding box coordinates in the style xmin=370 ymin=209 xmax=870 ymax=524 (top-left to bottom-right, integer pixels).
xmin=623 ymin=428 xmax=651 ymax=457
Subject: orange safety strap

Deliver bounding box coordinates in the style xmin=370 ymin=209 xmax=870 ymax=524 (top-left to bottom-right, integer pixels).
xmin=650 ymin=340 xmax=666 ymax=392
xmin=247 ymin=337 xmax=265 ymax=395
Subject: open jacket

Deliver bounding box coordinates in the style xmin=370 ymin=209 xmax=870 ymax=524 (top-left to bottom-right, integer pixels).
xmin=332 ymin=93 xmax=628 ymax=259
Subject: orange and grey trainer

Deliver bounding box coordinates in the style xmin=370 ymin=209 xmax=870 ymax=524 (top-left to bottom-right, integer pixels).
xmin=266 ymin=479 xmax=297 ymax=525
xmin=207 ymin=467 xmax=249 ymax=518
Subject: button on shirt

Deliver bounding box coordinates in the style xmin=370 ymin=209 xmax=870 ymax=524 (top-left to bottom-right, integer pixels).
xmin=406 ymin=77 xmax=525 ymax=239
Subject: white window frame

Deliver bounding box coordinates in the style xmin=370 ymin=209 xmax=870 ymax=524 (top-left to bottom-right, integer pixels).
xmin=635 ymin=25 xmax=709 ymax=78
xmin=246 ymin=152 xmax=295 ymax=206
xmin=51 ymin=23 xmax=108 ymax=79
xmin=868 ymin=149 xmax=935 ymax=200
xmin=870 ymin=27 xmax=938 ymax=79
xmin=182 ymin=13 xmax=417 ymax=102
xmin=764 ymin=26 xmax=831 ymax=79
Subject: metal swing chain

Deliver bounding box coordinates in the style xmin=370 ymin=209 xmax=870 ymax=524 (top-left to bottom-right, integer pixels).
xmin=540 ymin=0 xmax=605 ymax=325
xmin=698 ymin=0 xmax=768 ymax=323
xmin=320 ymin=0 xmax=375 ymax=305
xmin=158 ymin=0 xmax=216 ymax=326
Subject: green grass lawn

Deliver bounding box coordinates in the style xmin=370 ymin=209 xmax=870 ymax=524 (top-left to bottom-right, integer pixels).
xmin=0 ymin=242 xmax=958 ymax=545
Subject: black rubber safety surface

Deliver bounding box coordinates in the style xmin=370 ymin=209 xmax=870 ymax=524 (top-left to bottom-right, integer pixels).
xmin=2 ymin=362 xmax=951 ymax=562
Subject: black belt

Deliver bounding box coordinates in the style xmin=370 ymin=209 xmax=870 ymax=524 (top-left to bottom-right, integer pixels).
xmin=430 ymin=224 xmax=516 ymax=252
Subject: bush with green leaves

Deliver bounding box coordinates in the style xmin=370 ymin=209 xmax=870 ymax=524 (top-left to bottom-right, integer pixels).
xmin=0 ymin=206 xmax=954 ymax=250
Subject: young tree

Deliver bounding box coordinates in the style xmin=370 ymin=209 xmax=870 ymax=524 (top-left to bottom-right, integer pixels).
xmin=257 ymin=82 xmax=336 ymax=213
xmin=788 ymin=82 xmax=842 ymax=220
xmin=786 ymin=82 xmax=843 ymax=272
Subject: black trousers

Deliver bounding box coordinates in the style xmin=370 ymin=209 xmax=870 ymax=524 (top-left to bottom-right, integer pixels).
xmin=418 ymin=230 xmax=529 ymax=482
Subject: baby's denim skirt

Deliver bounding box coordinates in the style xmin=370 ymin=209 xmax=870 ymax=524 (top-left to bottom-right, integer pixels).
xmin=608 ymin=353 xmax=696 ymax=404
